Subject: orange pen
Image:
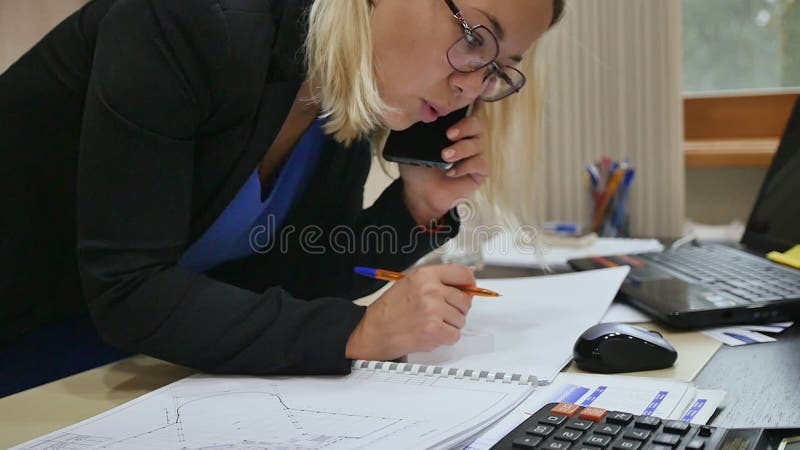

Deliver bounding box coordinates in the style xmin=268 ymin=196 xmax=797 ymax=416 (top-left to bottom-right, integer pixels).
xmin=354 ymin=267 xmax=501 ymax=298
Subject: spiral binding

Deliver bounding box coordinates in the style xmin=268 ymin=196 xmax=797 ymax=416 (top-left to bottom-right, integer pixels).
xmin=353 ymin=360 xmax=537 ymax=386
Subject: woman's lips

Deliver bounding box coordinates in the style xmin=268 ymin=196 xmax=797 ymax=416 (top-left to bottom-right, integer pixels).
xmin=420 ymin=100 xmax=439 ymax=123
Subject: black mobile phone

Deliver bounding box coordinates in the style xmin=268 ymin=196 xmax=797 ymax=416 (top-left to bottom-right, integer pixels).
xmin=382 ymin=107 xmax=470 ymax=170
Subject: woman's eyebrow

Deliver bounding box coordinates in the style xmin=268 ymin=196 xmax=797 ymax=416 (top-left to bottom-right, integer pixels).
xmin=475 ymin=8 xmax=523 ymax=64
xmin=475 ymin=8 xmax=505 ymax=40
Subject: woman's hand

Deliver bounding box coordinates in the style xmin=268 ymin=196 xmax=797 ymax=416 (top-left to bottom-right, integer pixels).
xmin=399 ymin=112 xmax=489 ymax=226
xmin=345 ymin=265 xmax=475 ymax=361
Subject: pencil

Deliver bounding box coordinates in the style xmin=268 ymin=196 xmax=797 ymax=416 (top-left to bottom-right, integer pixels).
xmin=354 ymin=267 xmax=501 ymax=298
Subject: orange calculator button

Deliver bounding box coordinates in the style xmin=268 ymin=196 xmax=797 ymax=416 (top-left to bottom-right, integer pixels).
xmin=579 ymin=407 xmax=608 ymax=422
xmin=551 ymin=403 xmax=581 ymax=417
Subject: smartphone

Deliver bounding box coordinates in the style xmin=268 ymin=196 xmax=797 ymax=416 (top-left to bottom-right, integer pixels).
xmin=382 ymin=106 xmax=471 ymax=170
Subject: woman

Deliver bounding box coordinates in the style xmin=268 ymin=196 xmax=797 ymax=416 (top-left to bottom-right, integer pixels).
xmin=0 ymin=0 xmax=564 ymax=375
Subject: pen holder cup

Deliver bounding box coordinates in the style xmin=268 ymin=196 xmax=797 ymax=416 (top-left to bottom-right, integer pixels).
xmin=593 ymin=207 xmax=631 ymax=238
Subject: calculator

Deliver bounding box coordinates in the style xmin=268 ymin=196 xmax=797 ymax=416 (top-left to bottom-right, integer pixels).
xmin=490 ymin=402 xmax=800 ymax=450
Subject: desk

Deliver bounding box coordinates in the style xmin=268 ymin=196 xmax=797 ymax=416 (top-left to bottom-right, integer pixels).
xmin=476 ymin=265 xmax=800 ymax=428
xmin=2 ymin=268 xmax=799 ymax=448
xmin=693 ymin=324 xmax=800 ymax=428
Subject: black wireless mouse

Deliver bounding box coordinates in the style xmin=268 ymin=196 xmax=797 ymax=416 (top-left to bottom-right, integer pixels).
xmin=573 ymin=323 xmax=678 ymax=373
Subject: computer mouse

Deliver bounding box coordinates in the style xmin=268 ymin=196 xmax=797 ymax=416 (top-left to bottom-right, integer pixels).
xmin=573 ymin=323 xmax=678 ymax=373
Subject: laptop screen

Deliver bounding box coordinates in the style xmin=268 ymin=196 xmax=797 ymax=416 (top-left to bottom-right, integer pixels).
xmin=742 ymin=98 xmax=800 ymax=253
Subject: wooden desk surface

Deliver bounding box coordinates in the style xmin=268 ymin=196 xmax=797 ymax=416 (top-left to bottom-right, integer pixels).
xmin=0 ymin=321 xmax=723 ymax=449
xmin=693 ymin=324 xmax=800 ymax=428
xmin=0 ymin=356 xmax=194 ymax=449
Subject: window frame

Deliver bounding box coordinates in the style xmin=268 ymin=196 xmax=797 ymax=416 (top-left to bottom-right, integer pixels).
xmin=683 ymin=91 xmax=799 ymax=168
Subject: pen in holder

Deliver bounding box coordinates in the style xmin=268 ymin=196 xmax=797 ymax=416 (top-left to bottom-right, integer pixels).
xmin=587 ymin=158 xmax=635 ymax=238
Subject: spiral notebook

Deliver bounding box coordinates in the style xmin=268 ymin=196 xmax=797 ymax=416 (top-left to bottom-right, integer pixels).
xmin=12 ymin=360 xmax=538 ymax=450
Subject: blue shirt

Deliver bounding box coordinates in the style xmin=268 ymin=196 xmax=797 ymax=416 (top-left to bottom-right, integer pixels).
xmin=179 ymin=119 xmax=326 ymax=273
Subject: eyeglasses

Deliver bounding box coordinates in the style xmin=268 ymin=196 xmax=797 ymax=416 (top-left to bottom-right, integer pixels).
xmin=443 ymin=0 xmax=526 ymax=102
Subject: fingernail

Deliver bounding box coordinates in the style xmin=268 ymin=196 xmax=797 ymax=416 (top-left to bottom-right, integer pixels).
xmin=447 ymin=170 xmax=456 ymax=177
xmin=443 ymin=149 xmax=456 ymax=160
xmin=447 ymin=128 xmax=460 ymax=140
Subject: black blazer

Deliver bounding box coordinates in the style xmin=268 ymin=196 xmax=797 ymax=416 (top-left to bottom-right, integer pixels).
xmin=0 ymin=0 xmax=457 ymax=374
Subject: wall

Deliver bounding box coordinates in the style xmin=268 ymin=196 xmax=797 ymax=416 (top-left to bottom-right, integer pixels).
xmin=536 ymin=0 xmax=686 ymax=237
xmin=682 ymin=93 xmax=798 ymax=227
xmin=0 ymin=0 xmax=87 ymax=72
xmin=685 ymin=167 xmax=766 ymax=225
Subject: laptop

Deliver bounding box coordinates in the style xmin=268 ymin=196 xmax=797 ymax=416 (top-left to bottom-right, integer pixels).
xmin=569 ymin=98 xmax=800 ymax=329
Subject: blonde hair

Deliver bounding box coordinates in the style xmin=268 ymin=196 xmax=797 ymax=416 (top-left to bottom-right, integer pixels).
xmin=476 ymin=45 xmax=545 ymax=227
xmin=305 ymin=0 xmax=548 ymax=226
xmin=305 ymin=0 xmax=389 ymax=146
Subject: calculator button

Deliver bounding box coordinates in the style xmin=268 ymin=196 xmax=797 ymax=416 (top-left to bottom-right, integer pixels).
xmin=698 ymin=426 xmax=714 ymax=437
xmin=634 ymin=416 xmax=662 ymax=430
xmin=527 ymin=424 xmax=556 ymax=437
xmin=686 ymin=438 xmax=706 ymax=450
xmin=663 ymin=420 xmax=691 ymax=435
xmin=541 ymin=414 xmax=568 ymax=426
xmin=595 ymin=424 xmax=622 ymax=436
xmin=653 ymin=433 xmax=682 ymax=447
xmin=579 ymin=407 xmax=608 ymax=422
xmin=566 ymin=419 xmax=594 ymax=431
xmin=552 ymin=403 xmax=582 ymax=417
xmin=542 ymin=438 xmax=572 ymax=450
xmin=606 ymin=412 xmax=634 ymax=425
xmin=650 ymin=446 xmax=674 ymax=450
xmin=513 ymin=436 xmax=543 ymax=449
xmin=576 ymin=447 xmax=601 ymax=450
xmin=623 ymin=429 xmax=651 ymax=441
xmin=612 ymin=439 xmax=642 ymax=450
xmin=584 ymin=434 xmax=612 ymax=448
xmin=554 ymin=429 xmax=584 ymax=442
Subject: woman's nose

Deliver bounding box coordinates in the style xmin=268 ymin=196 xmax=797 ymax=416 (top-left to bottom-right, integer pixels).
xmin=450 ymin=70 xmax=486 ymax=100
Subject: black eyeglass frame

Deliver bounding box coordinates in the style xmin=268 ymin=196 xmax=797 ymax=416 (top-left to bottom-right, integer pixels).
xmin=442 ymin=0 xmax=527 ymax=102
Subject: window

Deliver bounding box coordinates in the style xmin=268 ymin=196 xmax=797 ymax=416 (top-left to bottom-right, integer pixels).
xmin=683 ymin=0 xmax=800 ymax=94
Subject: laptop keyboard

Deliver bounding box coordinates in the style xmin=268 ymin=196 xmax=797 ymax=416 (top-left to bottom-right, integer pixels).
xmin=639 ymin=245 xmax=800 ymax=304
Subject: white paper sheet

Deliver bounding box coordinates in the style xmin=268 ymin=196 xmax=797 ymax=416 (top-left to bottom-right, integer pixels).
xmin=701 ymin=322 xmax=794 ymax=346
xmin=703 ymin=328 xmax=777 ymax=346
xmin=408 ymin=267 xmax=630 ymax=384
xmin=12 ymin=367 xmax=535 ymax=450
xmin=482 ymin=234 xmax=664 ymax=268
xmin=679 ymin=389 xmax=728 ymax=424
xmin=601 ymin=302 xmax=652 ymax=323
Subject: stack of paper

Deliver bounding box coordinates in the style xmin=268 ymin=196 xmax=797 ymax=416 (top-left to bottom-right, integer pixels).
xmin=482 ymin=233 xmax=664 ymax=268
xmin=11 ymin=368 xmax=535 ymax=450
